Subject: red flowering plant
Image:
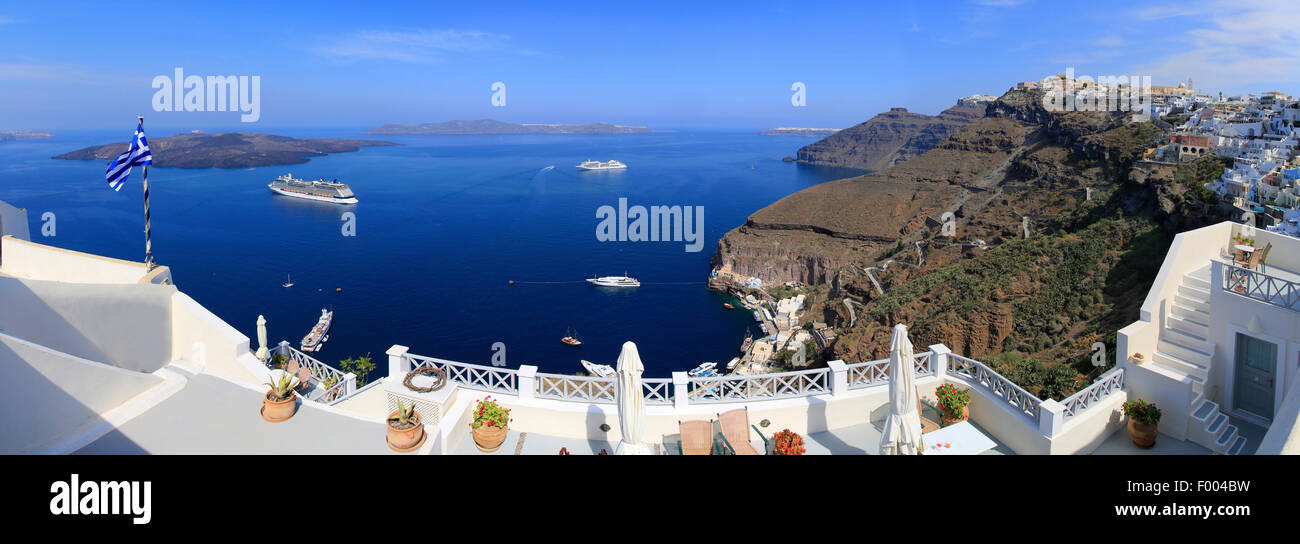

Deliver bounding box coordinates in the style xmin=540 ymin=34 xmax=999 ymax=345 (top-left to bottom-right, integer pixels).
xmin=1122 ymin=399 xmax=1162 ymax=425
xmin=772 ymin=429 xmax=806 ymax=455
xmin=470 ymin=396 xmax=512 ymax=430
xmin=934 ymin=383 xmax=971 ymax=418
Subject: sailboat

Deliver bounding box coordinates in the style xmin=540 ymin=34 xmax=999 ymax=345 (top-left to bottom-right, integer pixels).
xmin=561 ymin=326 xmax=583 ymax=346
xmin=282 ymin=274 xmax=294 ymax=288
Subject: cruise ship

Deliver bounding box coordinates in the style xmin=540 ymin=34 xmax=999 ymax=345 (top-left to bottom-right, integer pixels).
xmin=301 ymin=308 xmax=333 ymax=352
xmin=268 ymin=174 xmax=358 ymax=204
xmin=587 ymin=274 xmax=640 ymax=287
xmin=576 ymin=159 xmax=627 ymax=171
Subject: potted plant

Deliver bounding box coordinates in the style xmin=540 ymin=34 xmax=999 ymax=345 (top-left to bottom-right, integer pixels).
xmin=386 ymin=400 xmax=425 ymax=453
xmin=271 ymin=353 xmax=287 ymax=370
xmin=772 ymin=429 xmax=805 ymax=455
xmin=470 ymin=396 xmax=512 ymax=453
xmin=1123 ymin=398 xmax=1162 ymax=448
xmin=262 ymin=371 xmax=299 ymax=422
xmin=1129 ymin=352 xmax=1147 ymax=365
xmin=935 ymin=383 xmax=972 ymax=425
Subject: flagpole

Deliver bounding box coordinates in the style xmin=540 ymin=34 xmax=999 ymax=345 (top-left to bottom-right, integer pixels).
xmin=139 ymin=115 xmax=154 ymax=271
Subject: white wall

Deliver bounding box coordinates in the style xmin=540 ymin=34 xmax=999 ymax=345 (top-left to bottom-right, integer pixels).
xmin=1 ymin=236 xmax=153 ymax=284
xmin=0 ymin=201 xmax=29 ymax=241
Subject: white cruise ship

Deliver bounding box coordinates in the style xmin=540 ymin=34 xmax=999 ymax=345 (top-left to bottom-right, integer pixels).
xmin=269 ymin=174 xmax=358 ymax=204
xmin=587 ymin=274 xmax=640 ymax=287
xmin=576 ymin=159 xmax=627 ymax=171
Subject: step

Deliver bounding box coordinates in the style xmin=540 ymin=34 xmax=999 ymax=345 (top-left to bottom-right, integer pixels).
xmin=1148 ymin=358 xmax=1207 ymax=393
xmin=1183 ymin=273 xmax=1211 ymax=290
xmin=1155 ymin=351 xmax=1209 ymax=377
xmin=1157 ymin=339 xmax=1213 ymax=367
xmin=1167 ymin=314 xmax=1210 ymax=340
xmin=1206 ymin=412 xmax=1227 ymax=434
xmin=1226 ymin=435 xmax=1247 ymax=455
xmin=1163 ymin=324 xmax=1209 ymax=346
xmin=1177 ymin=283 xmax=1211 ymax=301
xmin=1174 ymin=293 xmax=1211 ymax=313
xmin=1215 ymin=424 xmax=1238 ymax=450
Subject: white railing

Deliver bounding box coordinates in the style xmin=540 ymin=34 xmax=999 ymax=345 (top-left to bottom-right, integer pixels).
xmin=642 ymin=378 xmax=674 ymax=405
xmin=535 ymin=373 xmax=615 ymax=403
xmin=272 ymin=342 xmax=358 ymax=404
xmin=947 ymin=354 xmax=1043 ymax=421
xmin=1059 ymin=368 xmax=1125 ymax=422
xmin=1223 ymin=262 xmax=1300 ymax=311
xmin=406 ymin=353 xmax=518 ymax=394
xmin=687 ymin=368 xmax=830 ymax=404
xmin=845 ymin=352 xmax=934 ymax=390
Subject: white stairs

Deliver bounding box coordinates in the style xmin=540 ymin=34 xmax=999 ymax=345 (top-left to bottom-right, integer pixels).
xmin=1152 ymin=266 xmax=1247 ymax=455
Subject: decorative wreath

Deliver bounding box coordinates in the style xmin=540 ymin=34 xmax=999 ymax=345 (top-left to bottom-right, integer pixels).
xmin=403 ymin=366 xmax=448 ymax=393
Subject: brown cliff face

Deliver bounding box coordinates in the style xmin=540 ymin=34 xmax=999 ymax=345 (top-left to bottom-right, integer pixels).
xmin=795 ymin=102 xmax=984 ymax=171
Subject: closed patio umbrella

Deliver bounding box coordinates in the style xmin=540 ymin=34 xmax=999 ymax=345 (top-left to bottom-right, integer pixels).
xmin=879 ymin=324 xmax=924 ymax=455
xmin=614 ymin=341 xmax=652 ymax=455
xmin=255 ymin=315 xmax=270 ymax=363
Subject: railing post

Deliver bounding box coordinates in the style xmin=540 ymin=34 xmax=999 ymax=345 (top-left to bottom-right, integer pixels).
xmin=929 ymin=344 xmax=951 ymax=382
xmin=827 ymin=359 xmax=848 ymax=396
xmin=672 ymin=371 xmax=690 ymax=410
xmin=386 ymin=345 xmax=410 ymax=379
xmin=343 ymin=372 xmax=357 ymax=396
xmin=1038 ymin=399 xmax=1065 ymax=437
xmin=517 ymin=365 xmax=538 ymax=401
xmin=1210 ymin=259 xmax=1224 ymax=302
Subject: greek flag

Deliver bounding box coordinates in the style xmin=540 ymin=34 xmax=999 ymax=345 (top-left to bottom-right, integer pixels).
xmin=105 ymin=123 xmax=152 ymax=191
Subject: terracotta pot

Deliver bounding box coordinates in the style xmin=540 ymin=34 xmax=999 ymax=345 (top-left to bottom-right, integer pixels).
xmin=942 ymin=404 xmax=969 ymax=426
xmin=473 ymin=424 xmax=508 ymax=453
xmin=1128 ymin=419 xmax=1157 ymax=449
xmin=261 ymin=391 xmax=297 ymax=422
xmin=386 ymin=410 xmax=425 ymax=453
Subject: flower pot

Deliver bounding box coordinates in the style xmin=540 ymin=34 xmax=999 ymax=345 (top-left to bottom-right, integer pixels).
xmin=1128 ymin=419 xmax=1157 ymax=449
xmin=473 ymin=424 xmax=508 ymax=453
xmin=941 ymin=405 xmax=969 ymax=426
xmin=386 ymin=410 xmax=426 ymax=453
xmin=261 ymin=391 xmax=297 ymax=422
xmin=1129 ymin=353 xmax=1147 ymax=365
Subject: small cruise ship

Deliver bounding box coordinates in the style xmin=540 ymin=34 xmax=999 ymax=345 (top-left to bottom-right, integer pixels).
xmin=301 ymin=308 xmax=333 ymax=352
xmin=576 ymin=159 xmax=627 ymax=171
xmin=580 ymin=360 xmax=615 ymax=378
xmin=688 ymin=362 xmax=717 ymax=377
xmin=587 ymin=274 xmax=640 ymax=288
xmin=269 ymin=174 xmax=358 ymax=204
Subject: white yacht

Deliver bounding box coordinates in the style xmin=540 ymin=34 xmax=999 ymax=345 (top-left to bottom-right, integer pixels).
xmin=576 ymin=159 xmax=627 ymax=171
xmin=269 ymin=174 xmax=358 ymax=204
xmin=688 ymin=362 xmax=717 ymax=377
xmin=580 ymin=360 xmax=616 ymax=378
xmin=587 ymin=274 xmax=640 ymax=288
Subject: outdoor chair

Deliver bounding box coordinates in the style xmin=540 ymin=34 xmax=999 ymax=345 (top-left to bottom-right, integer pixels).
xmin=717 ymin=407 xmax=770 ymax=455
xmin=1259 ymin=242 xmax=1273 ymax=273
xmin=285 ymin=359 xmax=312 ymax=393
xmin=677 ymin=419 xmax=717 ymax=455
xmin=1235 ymin=245 xmax=1263 ymax=270
xmin=916 ymin=391 xmax=942 ymax=434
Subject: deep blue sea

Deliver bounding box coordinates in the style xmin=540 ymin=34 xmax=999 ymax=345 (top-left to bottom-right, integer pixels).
xmin=0 ymin=128 xmax=858 ymax=380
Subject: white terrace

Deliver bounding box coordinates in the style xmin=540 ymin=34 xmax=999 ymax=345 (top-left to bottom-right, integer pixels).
xmin=0 ymin=206 xmax=1289 ymax=454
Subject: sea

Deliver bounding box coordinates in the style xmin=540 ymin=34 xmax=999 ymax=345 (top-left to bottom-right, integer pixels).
xmin=0 ymin=128 xmax=860 ymax=380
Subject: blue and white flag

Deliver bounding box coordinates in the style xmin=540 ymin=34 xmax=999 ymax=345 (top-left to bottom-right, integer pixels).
xmin=105 ymin=123 xmax=152 ymax=191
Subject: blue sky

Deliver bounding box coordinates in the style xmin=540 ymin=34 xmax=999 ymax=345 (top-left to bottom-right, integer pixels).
xmin=1 ymin=0 xmax=1297 ymax=131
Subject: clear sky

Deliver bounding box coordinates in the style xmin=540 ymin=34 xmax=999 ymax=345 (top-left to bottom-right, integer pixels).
xmin=1 ymin=0 xmax=1296 ymax=131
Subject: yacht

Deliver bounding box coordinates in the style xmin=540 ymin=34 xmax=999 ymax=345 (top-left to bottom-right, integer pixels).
xmin=587 ymin=274 xmax=640 ymax=288
xmin=580 ymin=360 xmax=615 ymax=378
xmin=282 ymin=274 xmax=294 ymax=288
xmin=561 ymin=326 xmax=583 ymax=346
xmin=300 ymin=308 xmax=333 ymax=352
xmin=688 ymin=362 xmax=717 ymax=377
xmin=576 ymin=159 xmax=627 ymax=171
xmin=726 ymin=357 xmax=740 ymax=370
xmin=268 ymin=174 xmax=358 ymax=204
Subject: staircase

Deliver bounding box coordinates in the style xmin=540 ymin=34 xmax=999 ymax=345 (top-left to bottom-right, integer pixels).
xmin=1153 ymin=266 xmax=1247 ymax=455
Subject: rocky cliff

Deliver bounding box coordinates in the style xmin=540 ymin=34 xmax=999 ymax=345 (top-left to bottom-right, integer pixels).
xmin=795 ymin=102 xmax=984 ymax=171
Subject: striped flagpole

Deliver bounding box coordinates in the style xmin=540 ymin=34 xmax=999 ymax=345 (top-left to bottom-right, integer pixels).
xmin=139 ymin=115 xmax=154 ymax=270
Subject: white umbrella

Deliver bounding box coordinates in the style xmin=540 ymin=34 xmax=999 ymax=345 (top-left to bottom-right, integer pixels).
xmin=614 ymin=341 xmax=651 ymax=455
xmin=255 ymin=315 xmax=270 ymax=363
xmin=879 ymin=324 xmax=924 ymax=455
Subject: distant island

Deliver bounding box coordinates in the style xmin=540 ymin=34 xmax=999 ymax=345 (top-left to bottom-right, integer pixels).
xmin=0 ymin=130 xmax=53 ymax=142
xmin=364 ymin=119 xmax=654 ymax=135
xmin=53 ymin=132 xmax=399 ymax=169
xmin=759 ymin=127 xmax=841 ymax=137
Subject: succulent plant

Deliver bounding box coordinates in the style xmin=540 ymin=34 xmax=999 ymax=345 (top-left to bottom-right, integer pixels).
xmin=265 ymin=371 xmax=299 ymax=402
